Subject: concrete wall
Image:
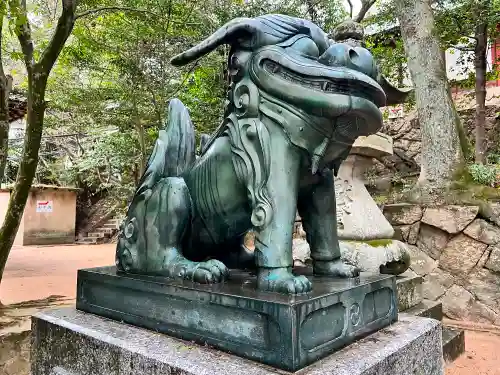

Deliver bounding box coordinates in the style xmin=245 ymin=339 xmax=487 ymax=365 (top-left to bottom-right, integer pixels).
xmin=22 ymin=188 xmax=77 ymax=245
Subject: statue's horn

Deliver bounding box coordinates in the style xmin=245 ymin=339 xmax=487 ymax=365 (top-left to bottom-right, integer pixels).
xmin=378 ymin=74 xmax=413 ymax=105
xmin=171 ymin=17 xmax=261 ymax=66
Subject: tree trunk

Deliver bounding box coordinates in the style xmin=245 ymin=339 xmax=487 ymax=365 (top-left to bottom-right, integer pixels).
xmin=0 ymin=18 xmax=12 ymax=185
xmin=0 ymin=74 xmax=11 ymax=186
xmin=305 ymin=0 xmax=318 ymax=24
xmin=0 ymin=0 xmax=78 ymax=288
xmin=474 ymin=22 xmax=488 ymax=164
xmin=0 ymin=70 xmax=48 ymax=286
xmin=395 ymin=0 xmax=464 ymax=191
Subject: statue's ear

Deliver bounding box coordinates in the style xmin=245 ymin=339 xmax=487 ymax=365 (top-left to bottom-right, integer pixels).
xmin=171 ymin=17 xmax=259 ymax=66
xmin=378 ymin=74 xmax=413 ymax=105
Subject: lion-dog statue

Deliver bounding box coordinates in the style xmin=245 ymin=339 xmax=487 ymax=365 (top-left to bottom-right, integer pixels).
xmin=116 ymin=15 xmax=407 ymax=294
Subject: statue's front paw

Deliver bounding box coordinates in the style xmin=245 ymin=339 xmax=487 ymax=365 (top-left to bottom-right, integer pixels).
xmin=183 ymin=259 xmax=229 ymax=284
xmin=257 ymin=268 xmax=312 ymax=294
xmin=313 ymin=259 xmax=360 ymax=278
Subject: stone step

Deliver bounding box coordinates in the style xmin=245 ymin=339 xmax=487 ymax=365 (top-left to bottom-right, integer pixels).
xmin=77 ymin=237 xmax=99 ymax=245
xmin=96 ymin=227 xmax=115 ymax=235
xmin=442 ymin=327 xmax=465 ymax=364
xmin=87 ymin=232 xmax=105 ymax=238
xmin=108 ymin=218 xmax=124 ymax=226
xmin=401 ymin=300 xmax=465 ymax=364
xmin=102 ymin=222 xmax=120 ymax=229
xmin=396 ymin=274 xmax=423 ymax=311
xmin=402 ymin=300 xmax=443 ymax=321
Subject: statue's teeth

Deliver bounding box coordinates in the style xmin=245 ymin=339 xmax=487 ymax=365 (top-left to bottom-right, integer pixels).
xmin=322 ymin=82 xmax=329 ymax=91
xmin=272 ymin=64 xmax=280 ymax=73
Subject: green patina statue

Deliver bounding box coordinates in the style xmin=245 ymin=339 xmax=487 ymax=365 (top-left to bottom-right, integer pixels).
xmin=116 ymin=15 xmax=405 ymax=294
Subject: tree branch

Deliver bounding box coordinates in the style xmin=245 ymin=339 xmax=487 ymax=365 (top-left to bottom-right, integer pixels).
xmin=12 ymin=0 xmax=35 ymax=72
xmin=38 ymin=0 xmax=78 ymax=75
xmin=355 ymin=0 xmax=377 ymax=23
xmin=347 ymin=0 xmax=354 ymax=19
xmin=75 ymin=6 xmax=157 ymax=20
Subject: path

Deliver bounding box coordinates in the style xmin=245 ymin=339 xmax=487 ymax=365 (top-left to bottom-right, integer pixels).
xmin=0 ymin=243 xmax=115 ymax=305
xmin=1 ymin=243 xmax=499 ymax=374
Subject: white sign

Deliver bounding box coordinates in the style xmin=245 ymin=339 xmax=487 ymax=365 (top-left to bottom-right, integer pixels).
xmin=388 ymin=105 xmax=404 ymax=119
xmin=36 ymin=200 xmax=53 ymax=213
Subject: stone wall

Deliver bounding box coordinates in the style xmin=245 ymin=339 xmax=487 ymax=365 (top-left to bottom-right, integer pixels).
xmin=384 ymin=203 xmax=500 ymax=325
xmin=372 ymin=104 xmax=500 ymax=178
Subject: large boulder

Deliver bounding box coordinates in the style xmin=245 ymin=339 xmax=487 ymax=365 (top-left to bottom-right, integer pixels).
xmin=485 ymin=244 xmax=500 ymax=273
xmin=384 ymin=204 xmax=423 ymax=225
xmin=416 ymin=224 xmax=449 ymax=260
xmin=463 ymin=218 xmax=500 ymax=245
xmin=421 ymin=206 xmax=478 ymax=234
xmin=439 ymin=234 xmax=488 ymax=276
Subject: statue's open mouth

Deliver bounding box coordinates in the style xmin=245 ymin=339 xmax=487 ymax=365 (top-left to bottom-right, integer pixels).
xmin=250 ymin=47 xmax=386 ymax=126
xmin=262 ymin=59 xmax=384 ymax=107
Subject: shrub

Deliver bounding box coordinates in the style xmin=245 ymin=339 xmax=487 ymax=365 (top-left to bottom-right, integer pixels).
xmin=468 ymin=163 xmax=499 ymax=186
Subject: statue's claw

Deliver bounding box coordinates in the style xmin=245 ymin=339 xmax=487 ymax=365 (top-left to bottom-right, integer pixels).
xmin=186 ymin=259 xmax=229 ymax=283
xmin=257 ymin=268 xmax=312 ymax=294
xmin=313 ymin=259 xmax=360 ymax=278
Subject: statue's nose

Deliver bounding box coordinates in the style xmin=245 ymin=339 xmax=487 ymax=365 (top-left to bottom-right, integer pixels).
xmin=318 ymin=43 xmax=376 ymax=78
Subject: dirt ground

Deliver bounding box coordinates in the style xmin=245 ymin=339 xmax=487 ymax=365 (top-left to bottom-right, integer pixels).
xmin=446 ymin=331 xmax=500 ymax=375
xmin=1 ymin=243 xmax=500 ymax=374
xmin=0 ymin=243 xmax=115 ymax=305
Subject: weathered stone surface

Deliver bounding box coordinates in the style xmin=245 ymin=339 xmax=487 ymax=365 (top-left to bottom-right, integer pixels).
xmin=408 ymin=222 xmax=420 ymax=245
xmin=407 ymin=245 xmax=438 ymax=276
xmin=439 ymin=234 xmax=488 ymax=276
xmin=0 ymin=331 xmax=30 ymax=375
xmin=384 ymin=204 xmax=423 ymax=225
xmin=396 ymin=274 xmax=423 ymax=311
xmin=442 ymin=284 xmax=500 ymax=324
xmin=422 ymin=206 xmax=479 ymax=234
xmin=485 ymin=244 xmax=500 ymax=273
xmin=442 ymin=328 xmax=465 ymax=364
xmin=397 ymin=225 xmax=411 ymax=242
xmin=475 ymin=246 xmax=492 ymax=271
xmin=480 ymin=202 xmax=500 ymax=227
xmin=442 ymin=285 xmax=474 ymax=320
xmin=350 ymin=133 xmax=393 ymax=158
xmin=416 ymin=224 xmax=449 ymax=260
xmin=31 ymin=308 xmax=444 ymax=375
xmin=336 ymin=155 xmax=395 ymax=240
xmin=292 ymin=238 xmax=310 ymax=262
xmin=463 ymin=219 xmax=500 ymax=245
xmin=339 ymin=240 xmax=410 ymax=275
xmin=422 ymin=269 xmax=454 ymax=301
xmin=460 ymin=269 xmax=500 ymax=313
xmin=332 ymin=19 xmax=364 ymax=41
xmin=468 ymin=300 xmax=500 ymax=326
xmin=402 ymin=300 xmax=443 ymax=321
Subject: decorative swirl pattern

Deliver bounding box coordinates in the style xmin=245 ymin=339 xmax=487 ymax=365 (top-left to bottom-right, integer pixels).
xmin=224 ymin=78 xmax=274 ymax=230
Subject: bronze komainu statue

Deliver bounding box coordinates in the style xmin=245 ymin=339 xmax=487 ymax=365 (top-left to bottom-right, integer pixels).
xmin=116 ymin=15 xmax=405 ymax=294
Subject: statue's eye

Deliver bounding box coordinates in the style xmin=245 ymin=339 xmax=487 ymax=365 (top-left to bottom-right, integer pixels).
xmin=286 ymin=37 xmax=319 ymax=58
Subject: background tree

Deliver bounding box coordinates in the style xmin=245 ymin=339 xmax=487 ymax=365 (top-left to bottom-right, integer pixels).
xmin=394 ymin=0 xmax=465 ymax=193
xmin=434 ymin=0 xmax=500 ymax=164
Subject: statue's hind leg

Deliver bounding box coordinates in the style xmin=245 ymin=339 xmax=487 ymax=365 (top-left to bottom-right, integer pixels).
xmin=116 ymin=177 xmax=229 ymax=283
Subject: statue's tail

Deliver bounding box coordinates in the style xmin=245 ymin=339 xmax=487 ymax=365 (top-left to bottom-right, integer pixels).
xmin=136 ymin=98 xmax=196 ymax=195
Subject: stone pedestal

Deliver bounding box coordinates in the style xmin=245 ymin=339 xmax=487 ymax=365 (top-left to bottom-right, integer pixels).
xmin=31 ymin=308 xmax=444 ymax=375
xmin=75 ymin=266 xmax=397 ymax=372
